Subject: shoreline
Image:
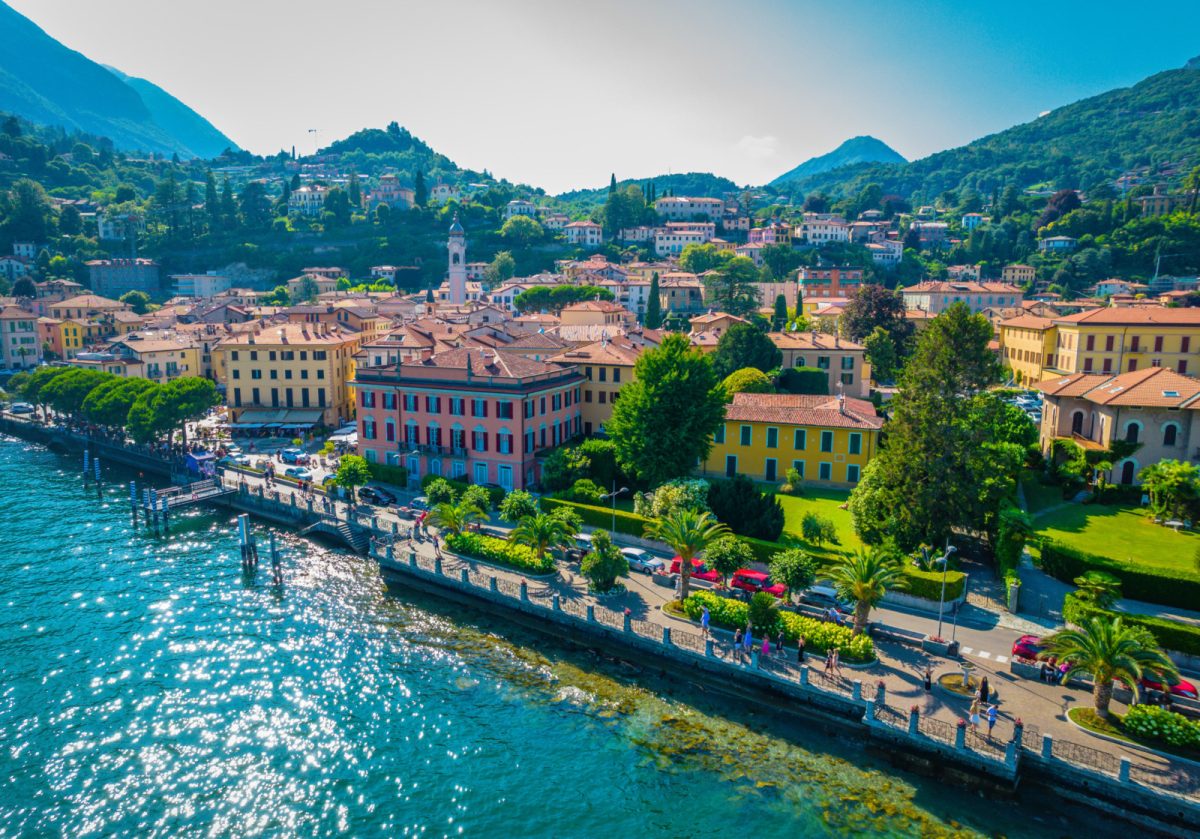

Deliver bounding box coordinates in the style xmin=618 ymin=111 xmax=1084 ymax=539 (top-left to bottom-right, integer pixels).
xmin=4 ymin=417 xmax=1199 ymax=834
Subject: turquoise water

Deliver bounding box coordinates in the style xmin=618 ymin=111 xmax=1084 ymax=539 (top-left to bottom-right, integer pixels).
xmin=0 ymin=437 xmax=1072 ymax=837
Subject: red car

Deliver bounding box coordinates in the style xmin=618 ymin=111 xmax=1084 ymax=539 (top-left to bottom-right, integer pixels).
xmin=669 ymin=557 xmax=722 ymax=583
xmin=730 ymin=569 xmax=788 ymax=599
xmin=1011 ymin=635 xmax=1046 ymax=660
xmin=1137 ymin=673 xmax=1198 ymax=700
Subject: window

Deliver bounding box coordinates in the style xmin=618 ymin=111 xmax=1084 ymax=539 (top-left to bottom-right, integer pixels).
xmin=820 ymin=430 xmax=834 ymax=452
xmin=539 ymin=397 xmax=546 ymax=415
xmin=794 ymin=429 xmax=806 ymax=450
xmin=450 ymin=397 xmax=464 ymax=416
xmin=1180 ymin=360 xmax=1189 ymax=375
xmin=816 ymin=356 xmax=831 ymax=370
xmin=361 ymin=390 xmax=376 ymax=408
xmin=1155 ymin=336 xmax=1164 ymax=352
xmin=1183 ymin=337 xmax=1191 ymax=354
xmin=1085 ymin=335 xmax=1095 ymax=351
xmin=841 ymin=356 xmax=855 ymax=370
xmin=1105 ymin=336 xmax=1114 ymax=352
xmin=426 ymin=395 xmax=440 ymax=414
xmin=1130 ymin=336 xmax=1140 ymax=352
xmin=270 ymin=369 xmax=278 ymax=380
xmin=1164 ymin=424 xmax=1178 ymax=446
xmin=791 ymin=460 xmax=805 ymax=479
xmin=819 ymin=462 xmax=832 ymax=481
xmin=585 ymin=367 xmax=592 ymax=381
xmin=313 ymin=351 xmax=327 ymax=360
xmin=233 ymin=387 xmax=242 ymax=407
xmin=284 ymin=369 xmax=293 ymax=380
xmin=613 ymin=368 xmax=621 ymax=383
xmin=599 ymin=368 xmax=607 ymax=382
xmin=841 ymin=372 xmax=854 ymax=386
xmin=725 ymin=455 xmax=737 ymax=478
xmin=739 ymin=425 xmax=752 ymax=446
xmin=848 ymin=433 xmax=861 ymax=455
xmin=598 ymin=392 xmax=607 ymax=404
xmin=585 ymin=390 xmax=592 ymax=403
xmin=232 ymin=369 xmax=241 ymax=380
xmin=847 ymin=464 xmax=860 ymax=483
xmin=472 ymin=398 xmax=488 ymax=417
xmin=764 ymin=459 xmax=777 ymax=482
xmin=251 ymin=369 xmax=262 ymax=380
xmin=766 ymin=427 xmax=778 ymax=449
xmin=1083 ymin=357 xmax=1093 ymax=372
xmin=714 ymin=424 xmax=725 ymax=444
xmin=1125 ymin=422 xmax=1140 ymax=444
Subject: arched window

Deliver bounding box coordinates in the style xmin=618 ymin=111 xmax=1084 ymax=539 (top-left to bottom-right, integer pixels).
xmin=1163 ymin=423 xmax=1179 ymax=447
xmin=1120 ymin=461 xmax=1136 ymax=485
xmin=1071 ymin=411 xmax=1084 ymax=435
xmin=1125 ymin=422 xmax=1140 ymax=444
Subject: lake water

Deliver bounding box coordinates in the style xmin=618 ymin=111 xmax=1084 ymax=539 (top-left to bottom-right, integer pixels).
xmin=0 ymin=436 xmax=1076 ymax=837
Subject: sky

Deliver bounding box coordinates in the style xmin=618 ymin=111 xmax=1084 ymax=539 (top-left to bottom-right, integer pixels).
xmin=8 ymin=0 xmax=1200 ymax=193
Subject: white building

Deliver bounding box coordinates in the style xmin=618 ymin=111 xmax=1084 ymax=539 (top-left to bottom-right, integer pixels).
xmin=654 ymin=225 xmax=713 ymax=256
xmin=447 ymin=216 xmax=467 ymax=304
xmin=173 ymin=273 xmax=232 ymax=298
xmin=430 ymin=182 xmax=459 ymax=204
xmin=654 ymin=196 xmax=725 ymax=223
xmin=797 ymin=219 xmax=850 ymax=245
xmin=866 ymin=239 xmax=904 ymax=267
xmin=565 ymin=221 xmax=603 ymax=247
xmin=12 ymin=242 xmax=37 ymax=260
xmin=961 ymin=213 xmax=986 ymax=231
xmin=288 ymin=185 xmax=328 ymax=217
xmin=0 ymin=256 xmax=30 ymax=281
xmin=504 ymin=199 xmax=538 ymax=220
xmin=543 ymin=213 xmax=570 ymax=231
xmin=0 ymin=306 xmax=41 ymax=369
xmin=96 ymin=212 xmax=145 ymax=241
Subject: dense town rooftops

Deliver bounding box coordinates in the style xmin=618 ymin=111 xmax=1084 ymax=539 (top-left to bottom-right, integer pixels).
xmin=1037 ymin=366 xmax=1200 ymax=408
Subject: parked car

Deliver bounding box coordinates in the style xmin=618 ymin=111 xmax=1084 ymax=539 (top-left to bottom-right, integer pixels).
xmin=1138 ymin=673 xmax=1199 ymax=700
xmin=409 ymin=496 xmax=429 ymax=512
xmin=621 ymin=548 xmax=665 ymax=575
xmin=284 ymin=466 xmax=313 ymax=480
xmin=280 ymin=447 xmax=310 ymax=464
xmin=359 ymin=485 xmax=397 ymax=506
xmin=800 ymin=581 xmax=853 ymax=611
xmin=730 ymin=569 xmax=788 ymax=598
xmin=219 ymin=453 xmax=251 ymax=467
xmin=669 ymin=556 xmax=722 ymax=583
xmin=7 ymin=402 xmax=34 ymax=415
xmin=1011 ymin=634 xmax=1046 ymax=660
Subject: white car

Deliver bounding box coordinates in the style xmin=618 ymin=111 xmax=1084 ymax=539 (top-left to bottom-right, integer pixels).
xmin=801 ymin=581 xmax=854 ymax=612
xmin=621 ymin=548 xmax=665 ymax=574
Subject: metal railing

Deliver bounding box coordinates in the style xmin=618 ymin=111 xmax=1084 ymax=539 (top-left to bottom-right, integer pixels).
xmin=918 ymin=715 xmax=959 ymax=746
xmin=1052 ymin=737 xmax=1121 ymax=777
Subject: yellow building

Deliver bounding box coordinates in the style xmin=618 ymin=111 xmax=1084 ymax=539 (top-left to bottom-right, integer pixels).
xmin=548 ymin=337 xmax=643 ymax=435
xmin=214 ymin=321 xmax=362 ymax=429
xmin=998 ymin=314 xmax=1057 ymax=385
xmin=701 ymin=392 xmax=882 ymax=487
xmin=67 ymin=333 xmax=202 ymax=383
xmin=1001 ymin=307 xmax=1200 ymax=384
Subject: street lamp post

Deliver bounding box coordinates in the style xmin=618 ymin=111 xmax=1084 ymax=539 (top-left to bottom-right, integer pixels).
xmin=603 ymin=479 xmax=629 ymax=533
xmin=934 ymin=545 xmax=958 ymax=640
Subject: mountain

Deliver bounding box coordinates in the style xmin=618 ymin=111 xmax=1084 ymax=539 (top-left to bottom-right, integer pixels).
xmin=0 ymin=1 xmax=237 ymax=158
xmin=776 ymin=63 xmax=1200 ymax=202
xmin=769 ymin=136 xmax=906 ymax=187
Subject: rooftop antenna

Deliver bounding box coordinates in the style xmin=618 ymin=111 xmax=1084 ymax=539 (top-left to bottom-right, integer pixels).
xmin=307 ymin=128 xmax=322 ymax=155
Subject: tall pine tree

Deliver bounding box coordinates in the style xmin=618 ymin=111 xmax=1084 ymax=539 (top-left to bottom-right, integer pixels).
xmin=414 ymin=170 xmax=427 ymax=207
xmin=205 ymin=171 xmax=220 ymax=233
xmin=644 ymin=272 xmax=662 ymax=329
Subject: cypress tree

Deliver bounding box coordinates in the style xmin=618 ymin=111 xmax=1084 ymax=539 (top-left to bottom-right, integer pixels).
xmin=644 ymin=272 xmax=662 ymax=329
xmin=205 ymin=171 xmax=219 ymax=230
xmin=414 ymin=170 xmax=427 ymax=207
xmin=609 ymin=173 xmax=617 ymax=195
xmin=772 ymin=294 xmax=788 ymax=331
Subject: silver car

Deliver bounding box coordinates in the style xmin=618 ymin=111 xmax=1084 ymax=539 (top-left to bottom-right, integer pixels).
xmin=621 ymin=548 xmax=665 ymax=574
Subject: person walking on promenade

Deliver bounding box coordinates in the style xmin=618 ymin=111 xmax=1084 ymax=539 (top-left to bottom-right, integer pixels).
xmin=775 ymin=630 xmax=785 ymax=659
xmin=978 ymin=675 xmax=990 ymax=704
xmin=796 ymin=635 xmax=806 ymax=664
xmin=743 ymin=624 xmax=754 ymax=659
xmin=700 ymin=606 xmax=710 ymax=637
xmin=823 ymin=652 xmax=834 ymax=677
xmin=733 ymin=627 xmax=744 ymax=662
xmin=761 ymin=636 xmax=770 ymax=659
xmin=986 ymin=704 xmax=998 ymax=739
xmin=923 ymin=666 xmax=933 ymax=693
xmin=969 ymin=699 xmax=981 ymax=730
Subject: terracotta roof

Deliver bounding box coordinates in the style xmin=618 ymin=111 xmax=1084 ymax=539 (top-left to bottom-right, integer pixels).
xmin=407 ymin=347 xmax=572 ymax=378
xmin=1053 ymin=307 xmax=1200 ymax=326
xmin=550 ymin=337 xmax=644 ymax=366
xmin=723 ymin=393 xmax=883 ymax=430
xmin=902 ymin=281 xmax=1024 ymax=294
xmin=768 ymin=331 xmax=864 ymax=351
xmin=561 ymin=300 xmax=628 ymax=313
xmin=1038 ymin=366 xmax=1200 ymax=407
xmin=53 ymin=294 xmax=126 ymax=309
xmin=999 ymin=315 xmax=1056 ymax=330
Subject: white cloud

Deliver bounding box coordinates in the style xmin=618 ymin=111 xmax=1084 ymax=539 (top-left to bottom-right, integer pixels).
xmin=735 ymin=134 xmax=779 ymax=160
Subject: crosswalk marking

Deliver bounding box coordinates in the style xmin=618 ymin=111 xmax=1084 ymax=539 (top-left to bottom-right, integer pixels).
xmin=959 ymin=646 xmax=974 ymax=654
xmin=995 ymin=655 xmax=1008 ymax=663
xmin=977 ymin=650 xmax=992 ymax=659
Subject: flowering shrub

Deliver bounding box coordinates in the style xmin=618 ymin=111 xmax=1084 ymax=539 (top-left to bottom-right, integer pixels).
xmin=680 ymin=590 xmax=874 ymax=663
xmin=1123 ymin=704 xmax=1200 ymax=749
xmin=633 ymin=479 xmax=710 ymax=519
xmin=444 ymin=532 xmax=555 ymax=573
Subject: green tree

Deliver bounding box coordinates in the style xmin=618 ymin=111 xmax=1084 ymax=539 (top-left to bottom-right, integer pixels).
xmin=644 ymin=272 xmax=662 ymax=329
xmin=608 ymin=334 xmax=726 ymax=486
xmin=460 ymin=484 xmax=492 ymax=513
xmin=499 ymin=215 xmax=544 ymax=245
xmin=204 ymin=171 xmax=220 ymax=231
xmin=800 ymin=512 xmax=838 ymax=547
xmin=828 ymin=547 xmax=907 ymax=634
xmin=1072 ymin=570 xmax=1123 ymax=610
xmin=760 ymin=244 xmax=800 ymax=280
xmin=348 ymin=173 xmax=362 ymax=208
xmin=644 ymin=508 xmax=728 ymax=601
xmin=119 ymin=290 xmax=152 ymax=314
xmin=747 ymin=592 xmax=780 ymax=634
xmin=679 ymin=243 xmax=732 ymax=274
xmin=705 ymin=256 xmax=760 ymax=316
xmin=424 ymin=477 xmax=458 ymax=506
xmin=722 ymin=368 xmax=773 ymax=397
xmin=704 ymin=535 xmax=754 ymax=585
xmin=509 ymin=513 xmax=574 ymax=564
xmin=323 ymin=187 xmax=351 ymax=227
xmin=428 ymin=499 xmax=486 ymax=536
xmin=40 ymin=369 xmax=112 ymax=416
xmin=771 ymin=294 xmax=789 ymax=331
xmin=12 ymin=277 xmax=36 ymax=298
xmin=414 ymin=170 xmax=428 ymax=207
xmin=14 ymin=366 xmax=71 ymax=417
xmin=4 ymin=179 xmax=53 ymax=242
xmin=711 ymin=322 xmax=782 ymax=378
xmin=335 ymin=454 xmax=373 ymax=500
xmin=769 ymin=548 xmax=818 ymax=603
xmin=161 ymin=377 xmax=221 ymax=446
xmin=706 ymin=475 xmax=785 ymax=539
xmin=81 ymin=377 xmax=155 ymax=427
xmin=848 ymin=303 xmax=1008 ymax=549
xmin=498 ymin=489 xmax=539 ymax=522
xmin=839 ymin=284 xmax=913 ymax=349
xmin=295 ymin=276 xmax=320 ymax=303
xmin=1042 ymin=616 xmax=1178 ymax=717
xmin=485 ymin=251 xmax=516 ymax=285
xmin=580 ymin=529 xmax=628 ymax=592
xmin=239 ymin=180 xmax=273 ymax=230
xmin=127 ymin=383 xmax=170 ymax=443
xmin=1139 ymin=460 xmax=1200 ymax=521
xmin=219 ymin=178 xmax=237 ymax=231
xmin=862 ymin=326 xmax=897 ymax=383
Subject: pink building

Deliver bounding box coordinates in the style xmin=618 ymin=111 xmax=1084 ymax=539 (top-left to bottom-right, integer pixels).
xmin=353 ymin=347 xmax=584 ymax=490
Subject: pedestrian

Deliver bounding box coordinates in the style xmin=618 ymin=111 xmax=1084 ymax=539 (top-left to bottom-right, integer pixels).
xmin=733 ymin=627 xmax=744 ymax=661
xmin=796 ymin=635 xmax=806 ymax=663
xmin=1039 ymin=661 xmax=1052 ymax=683
xmin=831 ymin=647 xmax=841 ymax=675
xmin=700 ymin=606 xmax=710 ymax=637
xmin=775 ymin=630 xmax=785 ymax=658
xmin=761 ymin=636 xmax=770 ymax=659
xmin=969 ymin=699 xmax=980 ymax=730
xmin=743 ymin=624 xmax=754 ymax=657
xmin=823 ymin=652 xmax=834 ymax=676
xmin=923 ymin=666 xmax=933 ymax=693
xmin=978 ymin=675 xmax=990 ymax=704
xmin=986 ymin=704 xmax=998 ymax=739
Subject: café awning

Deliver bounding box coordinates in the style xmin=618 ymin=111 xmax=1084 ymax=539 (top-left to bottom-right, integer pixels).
xmin=232 ymin=409 xmax=325 ymax=428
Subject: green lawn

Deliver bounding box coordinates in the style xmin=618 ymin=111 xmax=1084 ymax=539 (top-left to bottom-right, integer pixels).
xmin=774 ymin=488 xmax=863 ymax=554
xmin=1035 ymin=502 xmax=1199 ymax=573
xmin=1020 ymin=471 xmax=1068 ymax=515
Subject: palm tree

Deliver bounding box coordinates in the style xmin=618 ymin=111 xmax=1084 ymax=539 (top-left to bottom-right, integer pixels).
xmin=828 ymin=547 xmax=907 ymax=635
xmin=427 ymin=500 xmax=485 ymax=537
xmin=509 ymin=513 xmax=574 ymax=565
xmin=1042 ymin=616 xmax=1178 ymax=717
xmin=643 ymin=508 xmax=728 ymax=602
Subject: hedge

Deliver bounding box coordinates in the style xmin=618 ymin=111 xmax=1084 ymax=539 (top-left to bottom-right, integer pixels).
xmin=367 ymin=462 xmax=408 ymax=487
xmin=444 ymin=532 xmax=555 ymax=574
xmin=1039 ymin=539 xmax=1200 ymax=610
xmin=540 ymin=497 xmax=649 ymax=537
xmin=1063 ymin=594 xmax=1200 ymax=658
xmin=901 ymin=566 xmax=966 ymax=602
xmin=421 ymin=474 xmax=505 ymax=509
xmin=680 ymin=591 xmax=875 ymax=663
